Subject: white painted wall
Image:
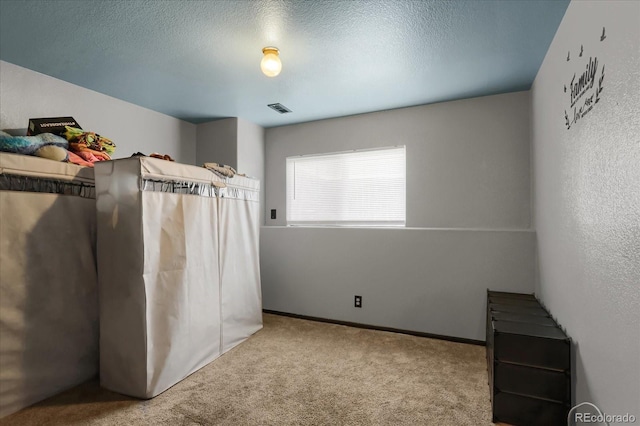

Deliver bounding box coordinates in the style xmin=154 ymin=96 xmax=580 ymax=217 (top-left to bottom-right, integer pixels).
xmin=0 ymin=61 xmax=195 ymax=164
xmin=195 ymin=118 xmax=238 ymax=168
xmin=531 ymin=0 xmax=640 ymax=416
xmin=261 ymin=91 xmax=534 ymax=341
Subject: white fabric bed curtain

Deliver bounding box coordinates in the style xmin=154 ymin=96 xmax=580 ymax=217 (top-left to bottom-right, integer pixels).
xmin=0 ymin=153 xmax=98 ymax=418
xmin=218 ymin=178 xmax=262 ymax=354
xmin=141 ymin=191 xmax=221 ymax=396
xmin=95 ymin=157 xmax=261 ymax=399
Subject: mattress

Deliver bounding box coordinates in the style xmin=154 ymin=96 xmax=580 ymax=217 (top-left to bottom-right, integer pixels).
xmin=0 ymin=152 xmax=95 ymax=182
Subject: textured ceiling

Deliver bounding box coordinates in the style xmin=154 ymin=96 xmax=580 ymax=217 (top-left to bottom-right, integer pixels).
xmin=0 ymin=0 xmax=569 ymax=128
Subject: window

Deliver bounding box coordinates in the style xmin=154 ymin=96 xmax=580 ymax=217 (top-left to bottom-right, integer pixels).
xmin=286 ymin=146 xmax=406 ymax=226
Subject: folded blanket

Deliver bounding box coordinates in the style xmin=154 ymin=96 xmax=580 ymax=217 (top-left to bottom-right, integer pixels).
xmin=73 ymin=149 xmax=109 ymax=163
xmin=0 ymin=131 xmax=68 ymax=155
xmin=67 ymin=151 xmax=95 ymax=167
xmin=64 ymin=126 xmax=115 ymax=161
xmin=203 ymin=162 xmax=236 ymax=178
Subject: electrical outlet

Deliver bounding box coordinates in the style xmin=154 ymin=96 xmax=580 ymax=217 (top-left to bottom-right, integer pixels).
xmin=270 ymin=209 xmax=276 ymax=219
xmin=354 ymin=295 xmax=362 ymax=308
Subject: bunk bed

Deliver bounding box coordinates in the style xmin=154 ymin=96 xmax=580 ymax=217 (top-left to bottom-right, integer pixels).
xmin=0 ymin=152 xmax=262 ymax=415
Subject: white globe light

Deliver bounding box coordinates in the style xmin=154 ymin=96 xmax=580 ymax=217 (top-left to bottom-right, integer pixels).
xmin=261 ymin=47 xmax=282 ymax=77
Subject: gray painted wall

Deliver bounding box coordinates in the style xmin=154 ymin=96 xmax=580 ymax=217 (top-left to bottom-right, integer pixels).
xmin=531 ymin=0 xmax=639 ymax=416
xmin=262 ymin=227 xmax=536 ymax=341
xmin=237 ymin=118 xmax=265 ymax=225
xmin=262 ymin=91 xmax=535 ymax=341
xmin=237 ymin=118 xmax=264 ymax=180
xmin=265 ymin=91 xmax=531 ymax=229
xmin=0 ymin=61 xmax=196 ymax=164
xmin=196 ymin=117 xmax=265 ymax=225
xmin=195 ymin=118 xmax=238 ymax=168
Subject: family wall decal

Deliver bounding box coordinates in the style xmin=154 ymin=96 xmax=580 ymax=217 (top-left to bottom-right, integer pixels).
xmin=563 ymin=27 xmax=606 ymax=130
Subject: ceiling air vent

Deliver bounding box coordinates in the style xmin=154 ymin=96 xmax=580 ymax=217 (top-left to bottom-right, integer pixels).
xmin=268 ymin=103 xmax=292 ymax=114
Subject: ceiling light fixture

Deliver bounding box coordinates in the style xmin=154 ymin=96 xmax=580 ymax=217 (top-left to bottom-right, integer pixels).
xmin=260 ymin=47 xmax=282 ymax=77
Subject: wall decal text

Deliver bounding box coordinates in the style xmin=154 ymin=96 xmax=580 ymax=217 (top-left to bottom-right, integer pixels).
xmin=564 ymin=29 xmax=606 ymax=130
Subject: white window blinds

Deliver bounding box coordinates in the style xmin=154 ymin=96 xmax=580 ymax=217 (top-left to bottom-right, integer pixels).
xmin=286 ymin=146 xmax=406 ymax=226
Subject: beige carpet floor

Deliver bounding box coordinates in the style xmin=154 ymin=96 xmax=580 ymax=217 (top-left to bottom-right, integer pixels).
xmin=0 ymin=313 xmax=496 ymax=425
